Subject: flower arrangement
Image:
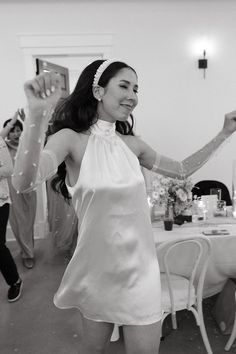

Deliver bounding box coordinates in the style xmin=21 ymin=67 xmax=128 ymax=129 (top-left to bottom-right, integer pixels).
xmin=150 ymin=174 xmax=193 ymax=217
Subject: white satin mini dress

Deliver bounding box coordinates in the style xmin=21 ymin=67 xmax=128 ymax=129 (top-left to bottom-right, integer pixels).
xmin=53 ymin=119 xmax=162 ymax=325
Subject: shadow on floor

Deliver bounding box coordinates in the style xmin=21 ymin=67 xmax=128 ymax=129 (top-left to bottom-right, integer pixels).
xmin=0 ymin=239 xmax=235 ymax=354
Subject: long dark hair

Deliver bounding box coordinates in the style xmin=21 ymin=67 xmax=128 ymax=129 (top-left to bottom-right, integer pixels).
xmin=49 ymin=59 xmax=137 ymax=200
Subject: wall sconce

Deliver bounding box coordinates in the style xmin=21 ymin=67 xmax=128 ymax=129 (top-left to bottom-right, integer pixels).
xmin=198 ymin=50 xmax=208 ymax=79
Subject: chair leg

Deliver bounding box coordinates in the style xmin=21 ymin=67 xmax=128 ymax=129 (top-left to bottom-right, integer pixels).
xmin=198 ymin=305 xmax=213 ymax=354
xmin=224 ymin=305 xmax=236 ymax=351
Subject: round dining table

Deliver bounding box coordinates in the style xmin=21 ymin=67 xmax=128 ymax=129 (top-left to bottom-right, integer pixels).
xmin=153 ymin=216 xmax=236 ymax=298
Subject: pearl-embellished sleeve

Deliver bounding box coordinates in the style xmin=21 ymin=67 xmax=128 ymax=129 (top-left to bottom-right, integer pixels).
xmin=18 ymin=149 xmax=58 ymax=193
xmin=0 ymin=136 xmax=13 ymax=178
xmin=12 ymin=107 xmax=58 ymax=193
xmin=151 ymin=130 xmax=230 ymax=178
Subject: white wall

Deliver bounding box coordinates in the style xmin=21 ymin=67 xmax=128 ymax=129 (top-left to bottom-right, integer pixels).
xmin=1 ymin=0 xmax=236 ymax=194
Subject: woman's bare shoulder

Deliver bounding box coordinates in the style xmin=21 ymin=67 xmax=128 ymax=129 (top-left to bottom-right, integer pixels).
xmin=48 ymin=128 xmax=88 ymax=144
xmin=117 ymin=133 xmax=140 ymax=156
xmin=45 ymin=128 xmax=89 ymax=163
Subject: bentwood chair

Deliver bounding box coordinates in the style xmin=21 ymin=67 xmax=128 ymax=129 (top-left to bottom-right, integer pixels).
xmin=225 ymin=290 xmax=236 ymax=351
xmin=156 ymin=237 xmax=212 ymax=354
xmin=192 ymin=180 xmax=232 ymax=206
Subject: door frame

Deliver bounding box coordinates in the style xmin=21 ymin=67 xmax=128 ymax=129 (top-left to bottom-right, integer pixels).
xmin=18 ymin=33 xmax=113 ymax=79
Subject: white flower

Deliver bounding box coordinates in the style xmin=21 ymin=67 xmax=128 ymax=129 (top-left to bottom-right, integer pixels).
xmin=159 ymin=187 xmax=166 ymax=196
xmin=152 ymin=179 xmax=160 ymax=188
xmin=152 ymin=190 xmax=159 ymax=200
xmin=176 ymin=189 xmax=188 ymax=202
xmin=161 ymin=178 xmax=170 ymax=186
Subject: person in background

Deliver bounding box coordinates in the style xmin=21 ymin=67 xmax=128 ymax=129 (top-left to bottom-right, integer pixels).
xmin=4 ymin=110 xmax=37 ymax=269
xmin=0 ymin=112 xmax=23 ymax=302
xmin=12 ymin=59 xmax=236 ymax=353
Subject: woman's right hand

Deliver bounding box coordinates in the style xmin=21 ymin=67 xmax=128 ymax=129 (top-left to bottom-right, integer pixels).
xmin=24 ymin=71 xmax=62 ymax=119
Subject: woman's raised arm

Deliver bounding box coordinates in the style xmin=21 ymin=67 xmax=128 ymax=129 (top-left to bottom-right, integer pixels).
xmin=12 ymin=72 xmax=64 ymax=193
xmin=138 ymin=111 xmax=236 ymax=179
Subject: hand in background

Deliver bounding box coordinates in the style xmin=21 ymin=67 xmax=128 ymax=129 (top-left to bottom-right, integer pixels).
xmin=18 ymin=108 xmax=25 ymax=121
xmin=9 ymin=110 xmax=19 ymax=126
xmin=0 ymin=110 xmax=19 ymax=138
xmin=24 ymin=72 xmax=62 ymax=120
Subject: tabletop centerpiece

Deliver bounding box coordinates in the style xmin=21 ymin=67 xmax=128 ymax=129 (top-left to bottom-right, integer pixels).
xmin=149 ymin=174 xmax=193 ymax=226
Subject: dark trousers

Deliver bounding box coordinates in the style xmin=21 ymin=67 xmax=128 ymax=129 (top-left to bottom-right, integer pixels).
xmin=0 ymin=203 xmax=19 ymax=286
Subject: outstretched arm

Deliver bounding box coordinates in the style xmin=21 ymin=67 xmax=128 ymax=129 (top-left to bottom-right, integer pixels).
xmin=12 ymin=72 xmax=65 ymax=193
xmin=138 ymin=111 xmax=236 ymax=179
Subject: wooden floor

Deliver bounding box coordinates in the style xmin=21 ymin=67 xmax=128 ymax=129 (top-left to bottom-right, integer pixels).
xmin=0 ymin=239 xmax=235 ymax=354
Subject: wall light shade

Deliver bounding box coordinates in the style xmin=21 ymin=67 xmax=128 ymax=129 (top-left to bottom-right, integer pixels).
xmin=191 ymin=36 xmax=216 ymax=57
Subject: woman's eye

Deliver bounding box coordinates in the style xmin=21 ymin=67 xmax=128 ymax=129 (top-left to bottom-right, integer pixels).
xmin=120 ymin=84 xmax=138 ymax=94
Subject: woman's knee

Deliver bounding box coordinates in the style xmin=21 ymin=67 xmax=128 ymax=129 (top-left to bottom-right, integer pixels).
xmin=123 ymin=321 xmax=162 ymax=354
xmin=79 ymin=315 xmax=114 ymax=354
xmin=125 ymin=341 xmax=160 ymax=354
xmin=78 ymin=333 xmax=111 ymax=354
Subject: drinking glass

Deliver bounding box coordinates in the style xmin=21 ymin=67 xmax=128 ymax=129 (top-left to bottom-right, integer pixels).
xmin=210 ymin=188 xmax=222 ymax=200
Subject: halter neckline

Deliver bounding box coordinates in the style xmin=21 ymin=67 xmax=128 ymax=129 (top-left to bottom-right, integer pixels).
xmin=91 ymin=119 xmax=116 ymax=137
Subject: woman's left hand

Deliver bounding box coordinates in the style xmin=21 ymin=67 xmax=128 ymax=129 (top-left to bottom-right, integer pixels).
xmin=223 ymin=110 xmax=236 ymax=135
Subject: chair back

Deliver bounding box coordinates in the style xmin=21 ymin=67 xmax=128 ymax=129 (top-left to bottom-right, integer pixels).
xmin=192 ymin=180 xmax=232 ymax=206
xmin=157 ymin=236 xmax=211 ymax=309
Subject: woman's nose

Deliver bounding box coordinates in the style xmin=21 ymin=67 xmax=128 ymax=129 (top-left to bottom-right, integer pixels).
xmin=127 ymin=89 xmax=137 ymax=102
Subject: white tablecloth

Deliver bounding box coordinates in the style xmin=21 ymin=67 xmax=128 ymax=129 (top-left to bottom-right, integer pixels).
xmin=111 ymin=217 xmax=236 ymax=342
xmin=153 ymin=217 xmax=236 ymax=298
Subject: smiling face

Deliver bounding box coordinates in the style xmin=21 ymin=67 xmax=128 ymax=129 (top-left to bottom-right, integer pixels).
xmin=97 ymin=67 xmax=138 ymax=123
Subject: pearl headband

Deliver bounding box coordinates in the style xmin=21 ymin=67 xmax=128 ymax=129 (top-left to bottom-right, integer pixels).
xmin=92 ymin=59 xmax=117 ymax=87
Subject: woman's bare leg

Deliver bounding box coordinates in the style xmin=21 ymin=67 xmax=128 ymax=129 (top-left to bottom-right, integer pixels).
xmin=77 ymin=314 xmax=114 ymax=354
xmin=123 ymin=320 xmax=162 ymax=354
